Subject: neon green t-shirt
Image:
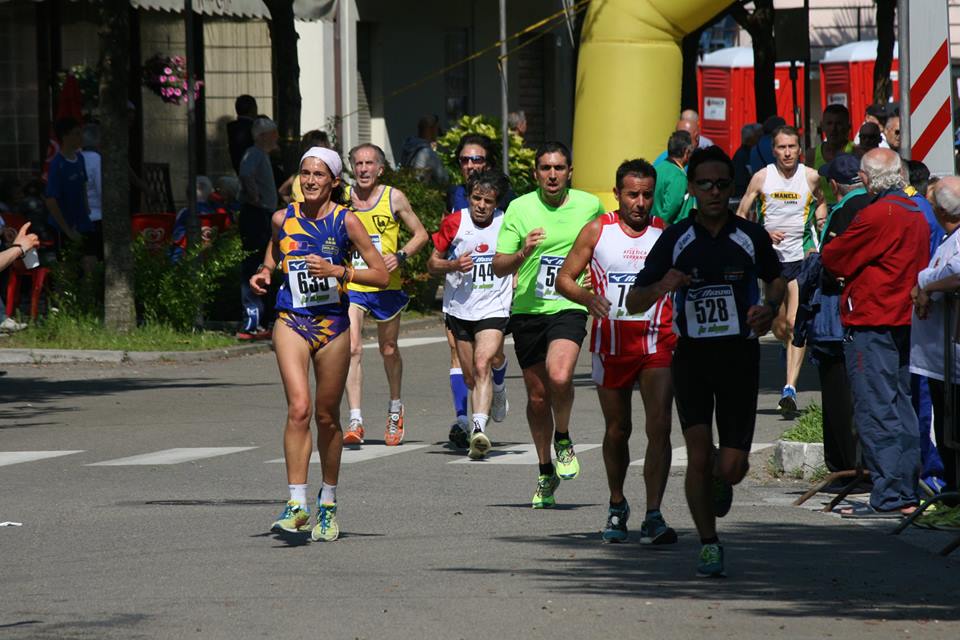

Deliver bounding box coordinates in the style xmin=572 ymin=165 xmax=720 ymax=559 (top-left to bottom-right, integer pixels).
xmin=496 ymin=188 xmax=605 ymax=314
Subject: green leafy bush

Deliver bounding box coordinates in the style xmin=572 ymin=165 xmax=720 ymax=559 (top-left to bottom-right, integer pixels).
xmin=780 ymin=403 xmax=824 ymax=443
xmin=49 ymin=240 xmax=104 ymax=318
xmin=436 ymin=114 xmax=536 ymax=195
xmin=380 ymin=167 xmax=445 ymax=312
xmin=133 ymin=232 xmax=248 ymax=330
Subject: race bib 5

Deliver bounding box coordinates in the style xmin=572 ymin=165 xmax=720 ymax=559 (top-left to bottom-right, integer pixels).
xmin=535 ymin=255 xmax=564 ymax=300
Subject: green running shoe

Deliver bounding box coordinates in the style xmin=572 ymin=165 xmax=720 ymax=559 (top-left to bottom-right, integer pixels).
xmin=601 ymin=500 xmax=630 ymax=543
xmin=311 ymin=502 xmax=340 ymax=542
xmin=696 ymin=543 xmax=726 ymax=578
xmin=554 ymin=438 xmax=580 ymax=480
xmin=468 ymin=429 xmax=491 ymax=460
xmin=639 ymin=511 xmax=678 ymax=545
xmin=532 ymin=473 xmax=561 ymax=509
xmin=271 ymin=500 xmax=311 ymax=533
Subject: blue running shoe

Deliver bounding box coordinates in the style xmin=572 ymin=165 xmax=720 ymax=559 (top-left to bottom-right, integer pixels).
xmin=697 ymin=543 xmax=725 ymax=577
xmin=778 ymin=385 xmax=798 ymax=414
xmin=639 ymin=511 xmax=678 ymax=545
xmin=601 ymin=500 xmax=630 ymax=543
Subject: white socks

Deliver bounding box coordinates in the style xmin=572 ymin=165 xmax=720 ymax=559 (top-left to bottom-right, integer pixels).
xmin=388 ymin=399 xmax=402 ymax=413
xmin=349 ymin=408 xmax=363 ymax=423
xmin=472 ymin=414 xmax=489 ymax=432
xmin=288 ymin=484 xmax=307 ymax=505
xmin=319 ymin=483 xmax=337 ymax=505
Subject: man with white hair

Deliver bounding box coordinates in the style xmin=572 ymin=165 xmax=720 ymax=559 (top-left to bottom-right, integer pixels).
xmin=238 ymin=116 xmax=280 ymax=340
xmin=821 ymin=148 xmax=930 ymax=516
xmin=910 ymin=176 xmax=960 ymax=501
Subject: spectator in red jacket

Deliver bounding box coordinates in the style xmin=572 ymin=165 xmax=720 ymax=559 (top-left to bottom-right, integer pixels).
xmin=820 ymin=148 xmax=930 ymax=516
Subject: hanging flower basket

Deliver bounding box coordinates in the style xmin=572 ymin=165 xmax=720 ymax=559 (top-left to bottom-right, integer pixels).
xmin=142 ymin=53 xmax=203 ymax=105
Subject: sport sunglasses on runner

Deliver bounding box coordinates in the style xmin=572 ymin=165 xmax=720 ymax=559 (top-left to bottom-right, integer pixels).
xmin=692 ymin=178 xmax=734 ymax=191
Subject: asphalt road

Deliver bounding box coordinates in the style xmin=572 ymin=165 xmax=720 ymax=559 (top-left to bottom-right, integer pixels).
xmin=1 ymin=326 xmax=958 ymax=639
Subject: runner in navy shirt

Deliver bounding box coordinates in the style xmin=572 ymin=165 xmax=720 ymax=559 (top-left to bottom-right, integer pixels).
xmin=627 ymin=146 xmax=785 ymax=578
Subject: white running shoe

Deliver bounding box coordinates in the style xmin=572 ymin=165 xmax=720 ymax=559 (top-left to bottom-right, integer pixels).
xmin=0 ymin=317 xmax=27 ymax=332
xmin=491 ymin=387 xmax=509 ymax=422
xmin=468 ymin=429 xmax=491 ymax=460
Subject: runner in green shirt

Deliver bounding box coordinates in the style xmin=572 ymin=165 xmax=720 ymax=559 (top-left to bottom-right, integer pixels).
xmin=493 ymin=141 xmax=605 ymax=508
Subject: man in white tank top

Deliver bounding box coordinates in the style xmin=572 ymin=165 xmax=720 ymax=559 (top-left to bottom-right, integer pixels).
xmin=737 ymin=126 xmax=825 ymax=415
xmin=556 ymin=159 xmax=678 ymax=545
xmin=427 ymin=172 xmax=513 ymax=460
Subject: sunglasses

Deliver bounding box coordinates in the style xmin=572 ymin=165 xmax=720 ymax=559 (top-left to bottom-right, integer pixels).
xmin=693 ymin=178 xmax=734 ymax=191
xmin=459 ymin=155 xmax=487 ymax=165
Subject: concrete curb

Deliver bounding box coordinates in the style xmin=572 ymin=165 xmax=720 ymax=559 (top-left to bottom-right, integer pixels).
xmin=773 ymin=440 xmax=826 ymax=479
xmin=0 ymin=314 xmax=444 ymax=365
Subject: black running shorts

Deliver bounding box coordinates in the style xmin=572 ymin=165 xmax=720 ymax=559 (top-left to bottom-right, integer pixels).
xmin=672 ymin=337 xmax=759 ymax=451
xmin=445 ymin=314 xmax=509 ymax=343
xmin=508 ymin=310 xmax=588 ymax=370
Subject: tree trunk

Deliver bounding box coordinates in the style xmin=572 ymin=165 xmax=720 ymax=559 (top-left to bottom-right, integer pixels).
xmin=265 ymin=0 xmax=302 ymax=176
xmin=731 ymin=0 xmax=777 ymax=122
xmin=681 ymin=29 xmax=704 ymax=113
xmin=97 ymin=4 xmax=136 ymax=331
xmin=874 ymin=0 xmax=896 ymax=104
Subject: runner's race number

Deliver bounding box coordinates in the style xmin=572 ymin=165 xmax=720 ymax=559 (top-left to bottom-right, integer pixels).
xmin=536 ymin=255 xmax=564 ymax=300
xmin=684 ymin=285 xmax=739 ymax=337
xmin=351 ymin=234 xmax=382 ymax=270
xmin=607 ymin=272 xmax=653 ymax=320
xmin=287 ymin=259 xmax=338 ymax=308
xmin=471 ymin=254 xmax=495 ymax=290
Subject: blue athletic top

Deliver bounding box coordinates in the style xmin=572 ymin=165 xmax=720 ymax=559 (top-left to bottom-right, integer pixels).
xmin=275 ymin=202 xmax=351 ymax=316
xmin=635 ymin=214 xmax=781 ymax=340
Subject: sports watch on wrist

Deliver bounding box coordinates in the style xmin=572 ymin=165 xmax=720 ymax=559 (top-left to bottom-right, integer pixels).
xmin=395 ymin=250 xmax=408 ymax=266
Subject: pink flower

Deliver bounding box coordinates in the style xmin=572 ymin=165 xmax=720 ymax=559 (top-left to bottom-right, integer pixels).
xmin=163 ymin=67 xmax=172 ymax=75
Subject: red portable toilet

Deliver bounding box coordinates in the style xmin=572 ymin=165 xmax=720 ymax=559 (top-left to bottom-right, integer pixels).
xmin=819 ymin=40 xmax=899 ymax=136
xmin=699 ymin=47 xmax=806 ymax=157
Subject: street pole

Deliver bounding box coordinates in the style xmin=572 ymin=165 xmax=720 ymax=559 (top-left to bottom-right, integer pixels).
xmin=184 ymin=0 xmax=198 ymax=245
xmin=499 ymin=0 xmax=509 ymax=176
xmin=898 ymin=0 xmax=911 ymax=160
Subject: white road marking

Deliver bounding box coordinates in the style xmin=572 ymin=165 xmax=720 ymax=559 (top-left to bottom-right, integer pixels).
xmin=88 ymin=447 xmax=257 ymax=466
xmin=265 ymin=443 xmax=429 ymax=464
xmin=363 ymin=336 xmax=448 ymax=349
xmin=0 ymin=450 xmax=84 ymax=467
xmin=449 ymin=443 xmax=601 ymax=465
xmin=630 ymin=442 xmax=774 ymax=467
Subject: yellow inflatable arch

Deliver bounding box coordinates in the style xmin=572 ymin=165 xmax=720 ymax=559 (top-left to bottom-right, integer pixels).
xmin=572 ymin=0 xmax=731 ymax=209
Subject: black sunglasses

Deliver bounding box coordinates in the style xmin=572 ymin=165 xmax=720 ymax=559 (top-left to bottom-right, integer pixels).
xmin=459 ymin=155 xmax=487 ymax=165
xmin=693 ymin=178 xmax=734 ymax=191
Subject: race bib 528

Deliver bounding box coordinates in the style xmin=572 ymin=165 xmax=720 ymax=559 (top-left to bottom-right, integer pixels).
xmin=684 ymin=285 xmax=739 ymax=337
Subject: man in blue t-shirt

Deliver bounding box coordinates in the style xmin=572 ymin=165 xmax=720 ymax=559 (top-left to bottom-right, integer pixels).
xmin=45 ymin=117 xmax=96 ymax=265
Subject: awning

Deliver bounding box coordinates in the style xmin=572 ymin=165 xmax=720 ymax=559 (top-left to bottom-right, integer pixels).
xmin=1 ymin=0 xmax=336 ymax=21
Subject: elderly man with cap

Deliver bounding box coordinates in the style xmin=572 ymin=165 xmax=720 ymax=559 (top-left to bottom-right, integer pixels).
xmin=238 ymin=116 xmax=280 ymax=340
xmin=249 ymin=145 xmax=389 ymax=541
xmin=807 ymin=153 xmax=871 ymax=474
xmin=821 ymin=148 xmax=930 ymax=516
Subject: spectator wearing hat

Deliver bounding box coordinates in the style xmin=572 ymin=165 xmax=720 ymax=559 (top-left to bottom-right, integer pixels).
xmin=809 ymin=152 xmax=870 ymax=473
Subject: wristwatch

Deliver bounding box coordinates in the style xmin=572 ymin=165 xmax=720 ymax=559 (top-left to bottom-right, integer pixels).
xmin=395 ymin=250 xmax=408 ymax=266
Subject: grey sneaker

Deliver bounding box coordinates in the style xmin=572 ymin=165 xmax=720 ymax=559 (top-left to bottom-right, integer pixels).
xmin=639 ymin=511 xmax=677 ymax=545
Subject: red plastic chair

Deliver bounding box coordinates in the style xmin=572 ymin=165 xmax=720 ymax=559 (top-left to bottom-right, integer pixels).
xmin=2 ymin=212 xmax=51 ymax=320
xmin=197 ymin=211 xmax=231 ymax=247
xmin=131 ymin=213 xmax=176 ymax=252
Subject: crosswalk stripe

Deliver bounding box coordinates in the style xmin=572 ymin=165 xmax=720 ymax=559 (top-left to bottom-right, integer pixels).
xmin=265 ymin=443 xmax=429 ymax=464
xmin=363 ymin=336 xmax=448 ymax=349
xmin=0 ymin=451 xmax=84 ymax=467
xmin=449 ymin=443 xmax=601 ymax=465
xmin=88 ymin=447 xmax=257 ymax=466
xmin=629 ymin=442 xmax=774 ymax=467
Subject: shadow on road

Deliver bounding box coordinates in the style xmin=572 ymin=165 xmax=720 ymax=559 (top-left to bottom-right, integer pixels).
xmin=435 ymin=520 xmax=959 ymax=621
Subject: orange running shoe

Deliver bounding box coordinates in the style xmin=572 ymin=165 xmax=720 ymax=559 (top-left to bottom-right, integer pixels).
xmin=384 ymin=405 xmax=404 ymax=446
xmin=343 ymin=419 xmax=364 ymax=445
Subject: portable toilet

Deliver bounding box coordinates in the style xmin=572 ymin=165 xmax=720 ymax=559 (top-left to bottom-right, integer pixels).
xmin=819 ymin=40 xmax=899 ymax=133
xmin=698 ymin=47 xmax=806 ymax=157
